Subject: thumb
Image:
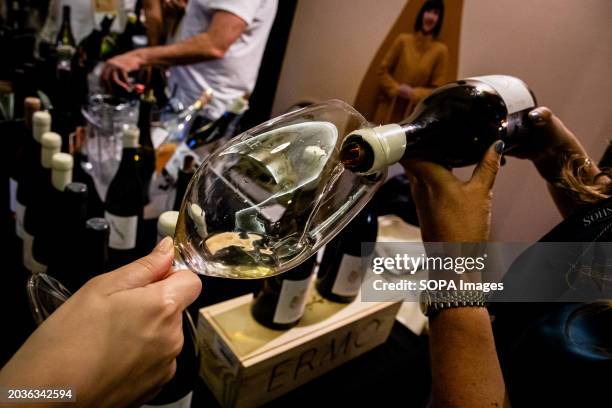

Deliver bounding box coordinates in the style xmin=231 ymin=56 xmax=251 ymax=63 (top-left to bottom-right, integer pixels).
xmin=470 ymin=141 xmax=504 ymax=190
xmin=97 ymin=237 xmax=175 ymax=295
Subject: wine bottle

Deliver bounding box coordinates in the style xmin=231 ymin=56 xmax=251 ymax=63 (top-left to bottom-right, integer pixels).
xmin=143 ymin=211 xmax=197 ymax=408
xmin=46 ymin=182 xmax=89 ymax=289
xmin=22 ymin=131 xmax=61 ymax=273
xmin=55 ymin=6 xmax=76 ymax=51
xmin=138 ymin=89 xmax=157 ymax=204
xmin=316 ymin=205 xmax=378 ymax=303
xmin=157 ymin=89 xmax=213 ymax=183
xmin=114 ymin=0 xmax=146 ymax=56
xmin=186 ymin=96 xmax=249 ymax=150
xmin=15 ymin=109 xmax=49 ymax=240
xmin=12 ymin=97 xmax=41 ymax=219
xmin=173 ymin=155 xmax=196 ymax=211
xmin=340 ymin=75 xmax=537 ymax=174
xmin=77 ymin=14 xmax=116 ymax=72
xmin=251 ymin=256 xmax=317 ymax=330
xmin=32 ymin=152 xmax=74 ymax=272
xmin=105 ymin=126 xmax=144 ymax=269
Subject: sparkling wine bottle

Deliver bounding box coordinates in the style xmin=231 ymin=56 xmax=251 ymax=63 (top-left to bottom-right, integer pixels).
xmin=105 ymin=126 xmax=144 ymax=269
xmin=251 ymin=256 xmax=317 ymax=330
xmin=340 ymin=75 xmax=537 ymax=174
xmin=316 ymin=205 xmax=378 ymax=303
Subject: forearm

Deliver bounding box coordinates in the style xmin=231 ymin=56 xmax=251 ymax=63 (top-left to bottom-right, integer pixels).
xmin=137 ymin=33 xmax=224 ymax=67
xmin=429 ymin=307 xmax=508 ymax=408
xmin=143 ymin=0 xmax=164 ymax=46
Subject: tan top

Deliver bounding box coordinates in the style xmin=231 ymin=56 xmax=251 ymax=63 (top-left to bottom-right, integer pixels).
xmin=375 ymin=32 xmax=448 ymax=123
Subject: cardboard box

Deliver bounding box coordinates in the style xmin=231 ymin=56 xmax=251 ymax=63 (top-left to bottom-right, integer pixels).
xmin=197 ymin=288 xmax=401 ymax=407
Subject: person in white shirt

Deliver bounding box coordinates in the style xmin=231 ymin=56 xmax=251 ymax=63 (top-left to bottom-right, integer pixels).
xmin=102 ymin=0 xmax=278 ymax=120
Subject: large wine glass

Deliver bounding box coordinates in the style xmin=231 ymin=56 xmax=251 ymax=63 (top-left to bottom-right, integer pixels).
xmin=174 ymin=100 xmax=386 ymax=278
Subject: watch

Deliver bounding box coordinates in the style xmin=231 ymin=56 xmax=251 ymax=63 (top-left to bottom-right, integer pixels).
xmin=419 ymin=289 xmax=488 ymax=317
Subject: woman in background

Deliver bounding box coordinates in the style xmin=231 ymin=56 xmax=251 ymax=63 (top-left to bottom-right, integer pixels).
xmin=374 ymin=0 xmax=448 ymax=124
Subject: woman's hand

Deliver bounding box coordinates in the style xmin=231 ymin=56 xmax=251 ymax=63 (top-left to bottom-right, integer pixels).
xmin=398 ymin=84 xmax=414 ymax=100
xmin=0 ymin=238 xmax=202 ymax=408
xmin=402 ymin=141 xmax=504 ymax=242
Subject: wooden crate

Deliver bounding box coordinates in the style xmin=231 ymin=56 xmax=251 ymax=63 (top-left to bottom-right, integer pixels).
xmin=197 ymin=287 xmax=401 ymax=408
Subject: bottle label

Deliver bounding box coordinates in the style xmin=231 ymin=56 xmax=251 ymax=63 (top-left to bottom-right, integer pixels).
xmin=164 ymin=142 xmax=201 ymax=182
xmin=142 ymin=392 xmax=193 ymax=408
xmin=23 ymin=232 xmax=34 ymax=271
xmin=331 ymin=254 xmax=364 ymax=297
xmin=15 ymin=201 xmax=26 ymax=239
xmin=470 ymin=75 xmax=535 ymax=114
xmin=273 ymin=276 xmax=312 ymax=325
xmin=105 ymin=212 xmax=138 ymax=250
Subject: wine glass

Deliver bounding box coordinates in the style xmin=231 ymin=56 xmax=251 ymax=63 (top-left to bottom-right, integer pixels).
xmin=174 ymin=100 xmax=386 ymax=278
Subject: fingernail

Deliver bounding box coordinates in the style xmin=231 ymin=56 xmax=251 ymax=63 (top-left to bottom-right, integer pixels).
xmin=494 ymin=140 xmax=505 ymax=154
xmin=156 ymin=236 xmax=173 ymax=253
xmin=528 ymin=109 xmax=545 ymax=125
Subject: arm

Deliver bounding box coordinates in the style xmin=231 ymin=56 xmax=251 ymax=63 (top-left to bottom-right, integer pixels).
xmin=403 ymin=143 xmax=509 ymax=408
xmin=102 ymin=10 xmax=246 ymax=90
xmin=429 ymin=308 xmax=509 ymax=408
xmin=143 ymin=0 xmax=164 ymax=46
xmin=377 ymin=36 xmax=404 ymax=98
xmin=411 ymin=45 xmax=448 ymax=103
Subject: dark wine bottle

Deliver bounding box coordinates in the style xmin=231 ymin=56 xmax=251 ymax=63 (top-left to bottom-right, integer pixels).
xmin=143 ymin=211 xmax=197 ymax=408
xmin=32 ymin=152 xmax=73 ymax=272
xmin=55 ymin=6 xmax=76 ymax=51
xmin=251 ymin=256 xmax=317 ymax=330
xmin=105 ymin=126 xmax=144 ymax=269
xmin=46 ymin=182 xmax=89 ymax=290
xmin=173 ymin=155 xmax=196 ymax=211
xmin=15 ymin=109 xmax=49 ymax=241
xmin=77 ymin=14 xmax=115 ymax=72
xmin=138 ymin=89 xmax=157 ymax=205
xmin=340 ymin=75 xmax=537 ymax=174
xmin=22 ymin=131 xmax=61 ymax=273
xmin=12 ymin=98 xmax=41 ymax=220
xmin=185 ymin=96 xmax=249 ymax=150
xmin=316 ymin=205 xmax=378 ymax=303
xmin=114 ymin=0 xmax=146 ymax=56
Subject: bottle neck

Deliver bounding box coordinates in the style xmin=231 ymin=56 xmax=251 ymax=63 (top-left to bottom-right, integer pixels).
xmin=61 ymin=7 xmax=71 ymax=28
xmin=138 ymin=100 xmax=154 ymax=146
xmin=52 ymin=169 xmax=72 ymax=191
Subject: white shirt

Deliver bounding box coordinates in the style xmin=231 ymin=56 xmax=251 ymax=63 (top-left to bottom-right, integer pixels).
xmin=169 ymin=0 xmax=278 ymax=119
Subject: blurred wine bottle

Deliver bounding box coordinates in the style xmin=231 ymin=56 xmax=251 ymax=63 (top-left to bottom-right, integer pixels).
xmin=77 ymin=14 xmax=116 ymax=72
xmin=157 ymin=89 xmax=213 ymax=183
xmin=173 ymin=155 xmax=196 ymax=211
xmin=114 ymin=0 xmax=146 ymax=56
xmin=55 ymin=6 xmax=76 ymax=51
xmin=32 ymin=152 xmax=74 ymax=272
xmin=186 ymin=96 xmax=249 ymax=151
xmin=11 ymin=98 xmax=41 ymax=217
xmin=251 ymin=256 xmax=317 ymax=330
xmin=138 ymin=89 xmax=157 ymax=204
xmin=45 ymin=181 xmax=87 ymax=290
xmin=22 ymin=132 xmax=62 ymax=273
xmin=316 ymin=205 xmax=378 ymax=303
xmin=105 ymin=126 xmax=144 ymax=269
